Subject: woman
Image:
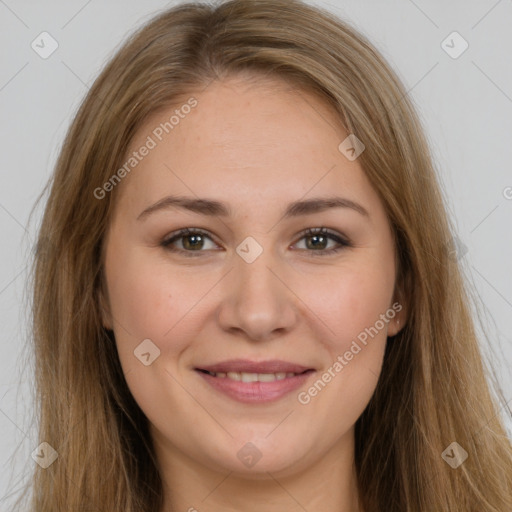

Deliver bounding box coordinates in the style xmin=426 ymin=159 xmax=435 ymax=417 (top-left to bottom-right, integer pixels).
xmin=25 ymin=0 xmax=512 ymax=510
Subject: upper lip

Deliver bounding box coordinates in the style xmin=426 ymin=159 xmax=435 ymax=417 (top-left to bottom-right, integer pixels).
xmin=196 ymin=359 xmax=313 ymax=374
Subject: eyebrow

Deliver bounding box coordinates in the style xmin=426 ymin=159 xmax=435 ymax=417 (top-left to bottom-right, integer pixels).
xmin=137 ymin=195 xmax=369 ymax=221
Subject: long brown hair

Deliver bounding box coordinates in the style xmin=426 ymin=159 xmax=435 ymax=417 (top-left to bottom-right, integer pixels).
xmin=23 ymin=0 xmax=512 ymax=510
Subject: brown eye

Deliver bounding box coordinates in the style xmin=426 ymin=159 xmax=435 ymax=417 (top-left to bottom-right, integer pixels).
xmin=293 ymin=227 xmax=351 ymax=256
xmin=161 ymin=228 xmax=219 ymax=256
xmin=161 ymin=227 xmax=351 ymax=258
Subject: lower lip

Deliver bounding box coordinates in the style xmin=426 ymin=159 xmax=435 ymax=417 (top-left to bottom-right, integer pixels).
xmin=196 ymin=370 xmax=315 ymax=403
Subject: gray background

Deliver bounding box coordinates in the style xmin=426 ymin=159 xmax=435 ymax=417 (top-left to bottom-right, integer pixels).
xmin=1 ymin=0 xmax=511 ymax=507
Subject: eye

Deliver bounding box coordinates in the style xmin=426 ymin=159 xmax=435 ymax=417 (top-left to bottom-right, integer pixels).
xmin=160 ymin=226 xmax=351 ymax=257
xmin=292 ymin=227 xmax=351 ymax=256
xmin=161 ymin=228 xmax=219 ymax=257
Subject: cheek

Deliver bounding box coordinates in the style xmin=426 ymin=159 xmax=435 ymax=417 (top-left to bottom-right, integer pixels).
xmin=105 ymin=246 xmax=228 ymax=375
xmin=303 ymin=259 xmax=395 ymax=350
xmin=107 ymin=251 xmax=197 ymax=380
xmin=295 ymin=258 xmax=395 ymax=428
xmin=104 ymin=246 xmax=190 ymax=359
xmin=107 ymin=266 xmax=169 ymax=333
xmin=104 ymin=251 xmax=199 ymax=425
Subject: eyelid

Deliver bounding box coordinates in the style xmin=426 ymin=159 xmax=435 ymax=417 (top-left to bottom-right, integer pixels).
xmin=298 ymin=227 xmax=350 ymax=245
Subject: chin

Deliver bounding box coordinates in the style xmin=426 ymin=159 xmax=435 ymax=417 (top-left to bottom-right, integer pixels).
xmin=200 ymin=435 xmax=313 ymax=478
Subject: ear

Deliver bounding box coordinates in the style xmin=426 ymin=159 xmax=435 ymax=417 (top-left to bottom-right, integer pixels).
xmin=387 ymin=306 xmax=405 ymax=337
xmin=387 ymin=274 xmax=409 ymax=338
xmin=97 ymin=271 xmax=113 ymax=331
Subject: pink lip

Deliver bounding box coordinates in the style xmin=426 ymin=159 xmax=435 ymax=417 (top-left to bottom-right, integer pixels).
xmin=195 ymin=359 xmax=315 ymax=403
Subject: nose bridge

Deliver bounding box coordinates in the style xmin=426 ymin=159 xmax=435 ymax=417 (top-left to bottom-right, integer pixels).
xmin=217 ymin=233 xmax=297 ymax=339
xmin=233 ymin=233 xmax=281 ymax=299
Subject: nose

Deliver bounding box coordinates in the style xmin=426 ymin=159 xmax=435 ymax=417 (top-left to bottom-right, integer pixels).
xmin=216 ymin=241 xmax=298 ymax=341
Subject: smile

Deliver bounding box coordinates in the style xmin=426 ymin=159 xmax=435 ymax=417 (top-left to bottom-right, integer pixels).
xmin=194 ymin=361 xmax=315 ymax=403
xmin=200 ymin=370 xmax=302 ymax=382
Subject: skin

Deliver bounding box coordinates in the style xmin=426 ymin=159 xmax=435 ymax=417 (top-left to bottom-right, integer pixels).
xmin=100 ymin=74 xmax=405 ymax=512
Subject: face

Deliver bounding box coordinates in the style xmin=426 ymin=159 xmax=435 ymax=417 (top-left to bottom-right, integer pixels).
xmin=100 ymin=75 xmax=403 ymax=478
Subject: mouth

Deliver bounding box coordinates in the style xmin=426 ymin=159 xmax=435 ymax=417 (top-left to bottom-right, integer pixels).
xmin=194 ymin=359 xmax=316 ymax=403
xmin=196 ymin=368 xmax=312 ymax=382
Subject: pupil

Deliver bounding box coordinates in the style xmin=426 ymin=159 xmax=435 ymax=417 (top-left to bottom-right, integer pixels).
xmin=184 ymin=234 xmax=202 ymax=250
xmin=308 ymin=234 xmax=326 ymax=250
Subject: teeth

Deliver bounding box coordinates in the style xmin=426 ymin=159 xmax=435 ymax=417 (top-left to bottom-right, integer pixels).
xmin=258 ymin=373 xmax=278 ymax=382
xmin=241 ymin=372 xmax=258 ymax=382
xmin=207 ymin=371 xmax=299 ymax=382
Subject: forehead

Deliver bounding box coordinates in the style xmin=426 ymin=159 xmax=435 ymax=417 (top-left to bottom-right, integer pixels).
xmin=113 ymin=75 xmax=378 ymax=216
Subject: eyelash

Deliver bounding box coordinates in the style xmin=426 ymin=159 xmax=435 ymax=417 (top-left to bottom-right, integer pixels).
xmin=160 ymin=227 xmax=351 ymax=258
